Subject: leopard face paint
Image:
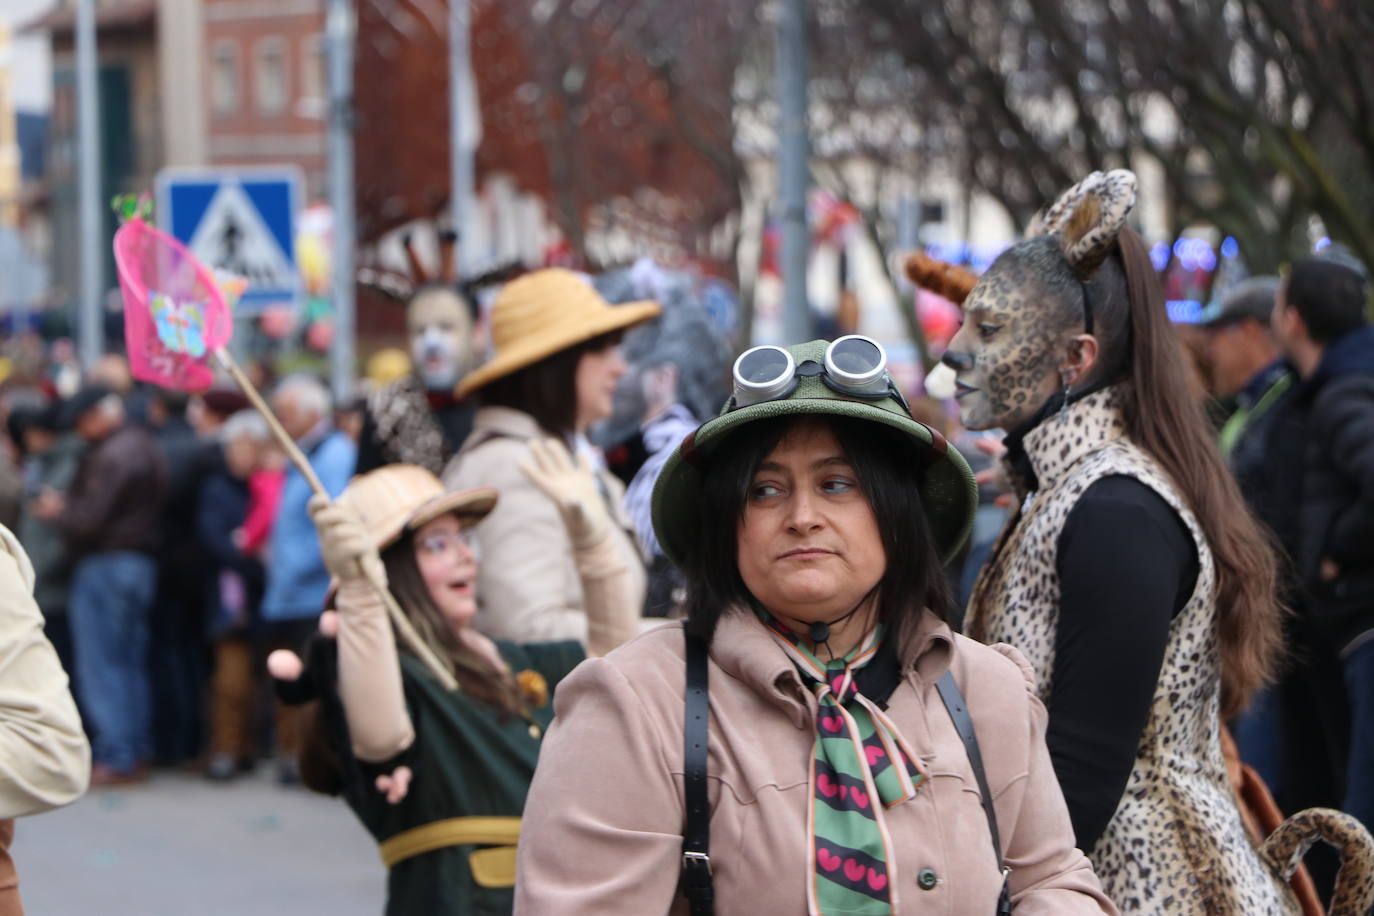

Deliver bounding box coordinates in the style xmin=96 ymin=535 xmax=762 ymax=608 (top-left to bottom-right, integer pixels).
xmin=942 ymin=260 xmax=1064 ymax=432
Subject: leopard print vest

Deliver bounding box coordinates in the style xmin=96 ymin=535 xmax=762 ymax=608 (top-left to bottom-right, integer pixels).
xmin=966 ymin=387 xmax=1295 ymax=914
xmin=367 ymin=376 xmax=450 ymax=475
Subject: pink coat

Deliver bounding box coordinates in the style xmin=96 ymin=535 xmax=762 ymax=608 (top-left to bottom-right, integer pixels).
xmin=515 ymin=608 xmax=1118 ymax=915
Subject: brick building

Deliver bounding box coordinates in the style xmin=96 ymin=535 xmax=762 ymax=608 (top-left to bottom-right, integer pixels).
xmin=201 ymin=0 xmax=326 ymax=201
xmin=24 ymin=0 xmax=161 ymax=309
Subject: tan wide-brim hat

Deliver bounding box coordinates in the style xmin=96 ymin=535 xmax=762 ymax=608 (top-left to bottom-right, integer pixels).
xmin=336 ymin=465 xmax=498 ymax=553
xmin=456 ymin=268 xmax=661 ymax=398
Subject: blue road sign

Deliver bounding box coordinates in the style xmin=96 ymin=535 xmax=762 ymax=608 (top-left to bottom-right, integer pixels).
xmin=156 ymin=168 xmax=302 ymax=313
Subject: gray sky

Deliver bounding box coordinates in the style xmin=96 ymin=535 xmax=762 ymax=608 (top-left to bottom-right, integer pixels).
xmin=2 ymin=0 xmax=55 ymax=112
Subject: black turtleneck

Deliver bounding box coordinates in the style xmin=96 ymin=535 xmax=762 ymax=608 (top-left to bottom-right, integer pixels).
xmin=1000 ymin=390 xmax=1200 ymax=853
xmin=1051 ymin=475 xmax=1197 ymax=852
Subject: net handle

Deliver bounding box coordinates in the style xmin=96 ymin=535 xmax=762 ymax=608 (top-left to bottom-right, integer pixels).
xmin=214 ymin=348 xmax=461 ymax=693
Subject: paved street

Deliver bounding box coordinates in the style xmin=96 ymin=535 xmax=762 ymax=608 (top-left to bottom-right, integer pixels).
xmin=15 ymin=768 xmax=385 ymax=915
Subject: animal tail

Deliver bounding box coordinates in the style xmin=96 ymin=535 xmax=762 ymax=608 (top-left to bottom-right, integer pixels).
xmin=1261 ymin=808 xmax=1374 ymax=916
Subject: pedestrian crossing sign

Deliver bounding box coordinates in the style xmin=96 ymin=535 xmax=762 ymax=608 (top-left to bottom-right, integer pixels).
xmin=156 ymin=167 xmax=302 ymax=314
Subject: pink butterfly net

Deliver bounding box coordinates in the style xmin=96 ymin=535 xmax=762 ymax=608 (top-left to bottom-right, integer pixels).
xmin=114 ymin=219 xmax=233 ymax=391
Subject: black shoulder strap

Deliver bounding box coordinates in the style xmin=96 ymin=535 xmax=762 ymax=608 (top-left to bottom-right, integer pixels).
xmin=936 ymin=670 xmax=1012 ymax=915
xmin=682 ymin=626 xmax=714 ymax=915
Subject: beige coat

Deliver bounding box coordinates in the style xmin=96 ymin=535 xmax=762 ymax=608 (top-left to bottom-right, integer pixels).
xmin=0 ymin=525 xmax=92 ymax=916
xmin=515 ymin=609 xmax=1118 ymax=915
xmin=443 ymin=407 xmax=647 ymax=645
xmin=0 ymin=525 xmax=89 ymax=816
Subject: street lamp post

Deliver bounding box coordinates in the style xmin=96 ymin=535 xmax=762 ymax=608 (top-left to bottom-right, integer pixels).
xmin=325 ymin=0 xmax=356 ymax=405
xmin=449 ymin=0 xmax=473 ymax=276
xmin=76 ymin=0 xmax=102 ymax=368
xmin=777 ymin=0 xmax=811 ymax=343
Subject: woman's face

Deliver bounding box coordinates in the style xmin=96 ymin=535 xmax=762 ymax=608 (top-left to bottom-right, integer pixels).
xmin=942 ymin=260 xmax=1063 ymax=431
xmin=224 ymin=436 xmax=259 ymax=479
xmin=736 ymin=420 xmax=887 ymax=629
xmin=412 ymin=514 xmax=480 ymax=631
xmin=574 ymin=344 xmax=628 ymax=431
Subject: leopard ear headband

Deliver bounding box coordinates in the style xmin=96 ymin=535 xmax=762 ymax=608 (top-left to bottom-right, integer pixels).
xmin=1031 ymin=168 xmax=1139 ymax=334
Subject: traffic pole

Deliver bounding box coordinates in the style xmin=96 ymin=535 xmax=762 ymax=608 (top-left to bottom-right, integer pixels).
xmin=449 ymin=0 xmax=473 ymax=276
xmin=76 ymin=0 xmax=103 ymax=368
xmin=777 ymin=0 xmax=811 ymax=344
xmin=325 ymin=0 xmax=356 ymax=406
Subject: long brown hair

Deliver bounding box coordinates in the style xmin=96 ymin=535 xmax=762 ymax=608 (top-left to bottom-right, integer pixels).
xmin=381 ymin=532 xmax=525 ymax=717
xmin=297 ymin=529 xmax=524 ymax=797
xmin=479 ymin=329 xmax=624 ymax=437
xmin=1093 ymin=229 xmax=1283 ymax=717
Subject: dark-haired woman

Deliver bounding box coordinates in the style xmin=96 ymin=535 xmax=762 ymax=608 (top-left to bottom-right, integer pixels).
xmin=268 ymin=449 xmax=640 ymax=915
xmin=442 ymin=269 xmax=659 ymax=645
xmin=945 ymin=170 xmax=1298 ymax=911
xmin=515 ymin=338 xmax=1118 ymax=914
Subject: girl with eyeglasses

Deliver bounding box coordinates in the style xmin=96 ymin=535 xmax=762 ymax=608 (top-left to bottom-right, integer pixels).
xmin=267 ymin=446 xmax=640 ymax=915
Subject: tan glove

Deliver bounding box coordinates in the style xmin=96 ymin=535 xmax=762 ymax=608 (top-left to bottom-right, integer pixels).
xmin=308 ymin=495 xmax=386 ymax=588
xmin=518 ymin=437 xmax=611 ymax=550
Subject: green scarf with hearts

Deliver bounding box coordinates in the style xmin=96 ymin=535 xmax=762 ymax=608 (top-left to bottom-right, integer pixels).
xmin=760 ymin=613 xmax=927 ymax=915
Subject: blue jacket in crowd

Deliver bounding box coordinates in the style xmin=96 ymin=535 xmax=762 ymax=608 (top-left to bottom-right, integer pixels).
xmin=261 ymin=428 xmax=356 ymax=623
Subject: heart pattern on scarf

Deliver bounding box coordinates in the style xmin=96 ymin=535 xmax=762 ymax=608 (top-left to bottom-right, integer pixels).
xmin=760 ymin=613 xmax=928 ymax=915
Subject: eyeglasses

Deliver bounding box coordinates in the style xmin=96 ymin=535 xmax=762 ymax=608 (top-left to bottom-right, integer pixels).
xmin=729 ymin=335 xmax=912 ymax=415
xmin=416 ymin=527 xmax=481 ymax=561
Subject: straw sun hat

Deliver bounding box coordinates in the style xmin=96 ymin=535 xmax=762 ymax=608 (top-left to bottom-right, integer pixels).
xmin=456 ymin=268 xmax=661 ymax=398
xmin=336 ymin=465 xmax=498 ymax=553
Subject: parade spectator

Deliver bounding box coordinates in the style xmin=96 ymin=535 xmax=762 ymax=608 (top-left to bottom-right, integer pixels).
xmin=189 ymin=389 xmax=251 ymax=439
xmin=268 ymin=449 xmax=639 ymax=914
xmin=621 ymin=358 xmax=697 ymax=616
xmin=357 ymin=284 xmax=480 ymax=476
xmin=33 ymin=385 xmax=166 ymax=785
xmin=1270 ymin=256 xmax=1374 ymax=835
xmin=0 ymin=523 xmax=92 ymax=915
xmin=443 ymin=269 xmax=656 ymax=645
xmin=261 ymin=375 xmax=355 ymax=783
xmin=146 ymin=388 xmax=215 ymax=765
xmin=1203 ymin=276 xmax=1293 ymax=480
xmin=196 ymin=411 xmax=272 ymax=782
xmin=10 ymin=402 xmax=81 ymax=676
xmin=946 ymin=171 xmax=1294 ymax=910
xmin=1199 ymin=276 xmax=1295 ymax=792
xmin=516 ymin=338 xmax=1116 ymax=914
xmin=336 ymin=396 xmax=366 ymax=445
xmin=88 ymin=354 xmax=143 ymax=424
xmin=239 ymin=448 xmax=286 ymax=561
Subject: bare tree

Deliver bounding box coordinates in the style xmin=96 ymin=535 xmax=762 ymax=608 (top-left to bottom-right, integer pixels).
xmin=840 ymin=0 xmax=1374 ymax=273
xmin=485 ymin=0 xmax=756 ymax=275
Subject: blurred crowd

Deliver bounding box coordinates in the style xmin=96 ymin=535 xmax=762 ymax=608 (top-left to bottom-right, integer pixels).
xmin=0 ymin=260 xmax=736 ymax=789
xmin=0 ymin=225 xmax=1368 ymax=913
xmin=0 ymin=347 xmax=342 ymax=786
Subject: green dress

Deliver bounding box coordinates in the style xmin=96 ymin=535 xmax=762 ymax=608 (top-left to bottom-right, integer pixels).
xmin=312 ymin=639 xmax=585 ymax=915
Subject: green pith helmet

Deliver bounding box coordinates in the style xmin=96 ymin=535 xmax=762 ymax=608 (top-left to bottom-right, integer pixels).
xmin=650 ymin=339 xmax=977 ymax=569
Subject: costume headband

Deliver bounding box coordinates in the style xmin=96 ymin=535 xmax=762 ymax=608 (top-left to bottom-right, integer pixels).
xmin=1030 ymin=169 xmax=1139 ymax=334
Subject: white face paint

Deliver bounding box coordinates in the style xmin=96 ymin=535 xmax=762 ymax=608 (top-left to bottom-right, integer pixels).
xmin=407 ymin=288 xmax=475 ymax=392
